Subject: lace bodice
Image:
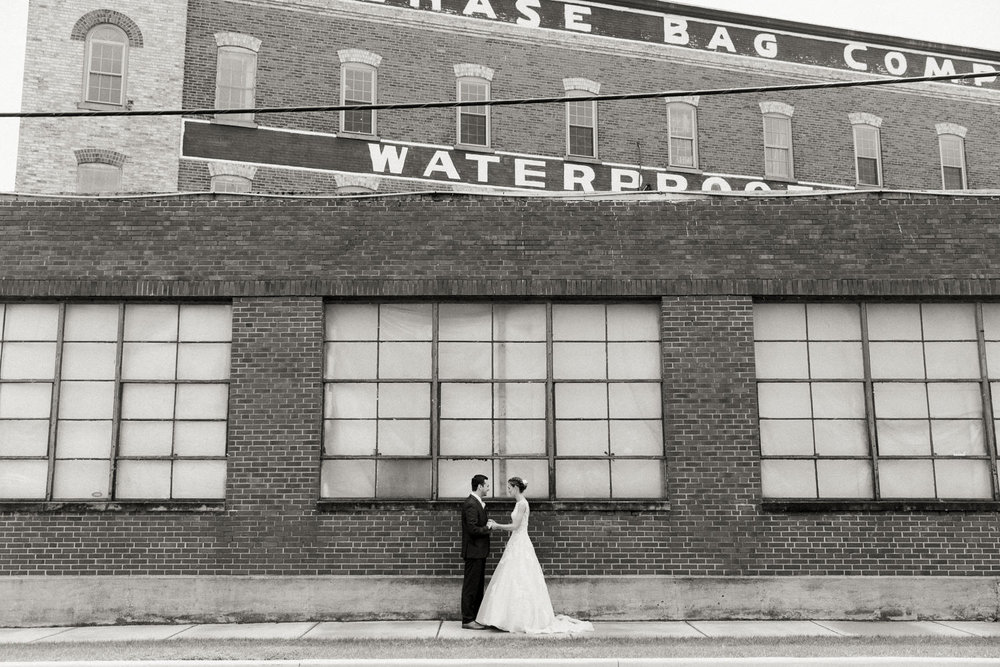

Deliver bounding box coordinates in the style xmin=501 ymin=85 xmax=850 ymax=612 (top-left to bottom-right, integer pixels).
xmin=510 ymin=498 xmax=529 ymax=535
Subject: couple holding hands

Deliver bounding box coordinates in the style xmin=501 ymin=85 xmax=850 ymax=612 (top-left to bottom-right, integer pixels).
xmin=460 ymin=473 xmax=593 ymax=634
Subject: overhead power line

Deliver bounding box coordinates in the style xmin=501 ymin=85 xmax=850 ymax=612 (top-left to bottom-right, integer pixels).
xmin=2 ymin=69 xmax=998 ymax=119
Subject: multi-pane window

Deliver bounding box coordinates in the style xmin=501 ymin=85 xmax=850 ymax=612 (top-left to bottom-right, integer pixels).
xmin=755 ymin=302 xmax=1000 ymax=501
xmin=215 ymin=47 xmax=257 ymax=124
xmin=211 ymin=175 xmax=252 ymax=193
xmin=566 ymin=93 xmax=597 ymax=158
xmin=939 ymin=134 xmax=967 ymax=190
xmin=322 ymin=302 xmax=663 ymax=500
xmin=457 ymin=78 xmax=490 ymax=147
xmin=668 ymin=103 xmax=698 ymax=168
xmin=852 ymin=124 xmax=882 ymax=186
xmin=763 ymin=114 xmax=794 ymax=179
xmin=341 ymin=64 xmax=377 ymax=135
xmin=0 ymin=303 xmax=232 ymax=502
xmin=84 ymin=25 xmax=127 ymax=106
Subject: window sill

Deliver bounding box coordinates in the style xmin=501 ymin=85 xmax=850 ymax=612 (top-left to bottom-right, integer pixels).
xmin=764 ymin=175 xmax=797 ymax=184
xmin=667 ymin=165 xmax=702 ymax=174
xmin=762 ymin=500 xmax=1000 ymax=513
xmin=78 ymin=101 xmax=125 ymax=111
xmin=211 ymin=117 xmax=258 ymax=129
xmin=338 ymin=131 xmax=380 ymax=142
xmin=318 ymin=499 xmax=670 ymax=512
xmin=0 ymin=501 xmax=226 ymax=514
xmin=564 ymin=155 xmax=601 ymax=164
xmin=455 ymin=143 xmax=494 ymax=154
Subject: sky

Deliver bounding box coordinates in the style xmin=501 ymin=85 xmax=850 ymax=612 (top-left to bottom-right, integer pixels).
xmin=0 ymin=0 xmax=998 ymax=192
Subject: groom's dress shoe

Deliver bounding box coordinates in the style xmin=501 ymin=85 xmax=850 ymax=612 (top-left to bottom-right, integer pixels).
xmin=462 ymin=621 xmax=488 ymax=630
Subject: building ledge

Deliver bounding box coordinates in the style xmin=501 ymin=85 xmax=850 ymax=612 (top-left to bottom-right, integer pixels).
xmin=762 ymin=500 xmax=1000 ymax=513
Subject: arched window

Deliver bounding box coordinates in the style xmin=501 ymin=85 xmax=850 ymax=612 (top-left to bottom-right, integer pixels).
xmin=83 ymin=25 xmax=128 ymax=107
xmin=455 ymin=64 xmax=493 ymax=149
xmin=214 ymin=33 xmax=261 ymax=125
xmin=74 ymin=148 xmax=127 ymax=194
xmin=209 ymin=162 xmax=256 ymax=193
xmin=850 ymin=113 xmax=883 ymax=187
xmin=760 ymin=102 xmax=794 ymax=180
xmin=339 ymin=50 xmax=382 ymax=137
xmin=564 ymin=78 xmax=599 ymax=159
xmin=936 ymin=124 xmax=968 ymax=190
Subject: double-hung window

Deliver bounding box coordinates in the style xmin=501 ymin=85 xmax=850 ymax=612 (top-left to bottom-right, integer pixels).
xmin=564 ymin=79 xmax=600 ymax=159
xmin=850 ymin=113 xmax=883 ymax=187
xmin=321 ymin=302 xmax=664 ymax=500
xmin=214 ymin=33 xmax=261 ymax=125
xmin=760 ymin=102 xmax=794 ymax=179
xmin=455 ymin=65 xmax=493 ymax=148
xmin=83 ymin=25 xmax=128 ymax=107
xmin=339 ymin=50 xmax=382 ymax=137
xmin=0 ymin=303 xmax=232 ymax=502
xmin=667 ymin=100 xmax=699 ymax=169
xmin=936 ymin=124 xmax=968 ymax=190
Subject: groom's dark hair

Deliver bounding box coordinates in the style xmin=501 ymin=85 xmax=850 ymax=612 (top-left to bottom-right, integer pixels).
xmin=471 ymin=474 xmax=488 ymax=491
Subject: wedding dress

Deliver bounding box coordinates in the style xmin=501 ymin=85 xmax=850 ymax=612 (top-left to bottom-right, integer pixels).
xmin=476 ymin=498 xmax=594 ymax=634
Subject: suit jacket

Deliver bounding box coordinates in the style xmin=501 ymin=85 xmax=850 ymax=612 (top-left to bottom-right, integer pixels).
xmin=461 ymin=494 xmax=491 ymax=560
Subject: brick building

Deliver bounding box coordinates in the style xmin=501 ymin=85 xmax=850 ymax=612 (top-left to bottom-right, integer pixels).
xmin=5 ymin=0 xmax=1000 ymax=626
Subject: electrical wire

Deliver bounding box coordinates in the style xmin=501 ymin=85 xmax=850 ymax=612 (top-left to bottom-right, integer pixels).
xmin=2 ymin=70 xmax=997 ymax=119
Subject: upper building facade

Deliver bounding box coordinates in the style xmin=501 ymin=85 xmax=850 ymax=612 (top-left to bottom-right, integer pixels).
xmin=14 ymin=0 xmax=1000 ymax=195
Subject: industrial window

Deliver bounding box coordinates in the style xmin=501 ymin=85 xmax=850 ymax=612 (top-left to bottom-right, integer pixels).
xmin=83 ymin=25 xmax=128 ymax=107
xmin=321 ymin=303 xmax=664 ymax=501
xmin=0 ymin=303 xmax=232 ymax=502
xmin=760 ymin=103 xmax=794 ymax=179
xmin=850 ymin=114 xmax=883 ymax=186
xmin=339 ymin=50 xmax=382 ymax=137
xmin=938 ymin=134 xmax=967 ymax=190
xmin=456 ymin=77 xmax=491 ymax=148
xmin=214 ymin=34 xmax=260 ymax=125
xmin=77 ymin=163 xmax=122 ymax=194
xmin=667 ymin=102 xmax=698 ymax=169
xmin=754 ymin=302 xmax=1000 ymax=501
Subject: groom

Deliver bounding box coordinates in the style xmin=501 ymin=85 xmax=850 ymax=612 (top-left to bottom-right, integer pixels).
xmin=460 ymin=473 xmax=492 ymax=629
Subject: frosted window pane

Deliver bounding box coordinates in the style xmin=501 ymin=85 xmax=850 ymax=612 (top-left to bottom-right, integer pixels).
xmin=494 ymin=305 xmax=546 ymax=341
xmin=325 ymin=384 xmax=376 ymax=419
xmin=869 ymin=342 xmax=925 ymax=378
xmin=0 ymin=460 xmax=48 ymax=498
xmin=321 ymin=459 xmax=375 ymax=498
xmin=438 ymin=458 xmax=491 ymax=498
xmin=176 ymin=384 xmax=228 ymax=419
xmin=122 ymin=343 xmax=177 ymax=380
xmin=553 ymin=343 xmax=606 ymax=379
xmin=987 ymin=343 xmax=1000 ymax=379
xmin=178 ymin=305 xmax=232 ymax=342
xmin=812 ymin=382 xmax=866 ymax=418
xmin=177 ymin=343 xmax=231 ymax=380
xmin=878 ymin=460 xmax=935 ymax=498
xmin=378 ymin=342 xmax=431 ymax=379
xmin=609 ymin=420 xmax=663 ymax=456
xmin=816 ymin=460 xmax=873 ymax=498
xmin=0 ymin=383 xmax=52 ymax=419
xmin=494 ymin=343 xmax=546 ymax=379
xmin=174 ymin=421 xmax=227 ymax=457
xmin=378 ymin=419 xmax=430 ymax=456
xmin=927 ymin=383 xmax=983 ymax=419
xmin=124 ymin=305 xmax=178 ymax=341
xmin=608 ymin=343 xmax=661 ymax=379
xmin=495 ymin=458 xmax=549 ymax=498
xmin=924 ymin=342 xmax=980 ymax=379
xmin=759 ymin=419 xmax=814 ymax=456
xmin=556 ymin=420 xmax=608 ymax=455
xmin=877 ymin=420 xmax=931 ymax=456
xmin=326 ymin=304 xmax=378 ymax=341
xmin=553 ymin=305 xmax=606 ymax=341
xmin=121 ymin=383 xmax=175 ymax=420
xmin=935 ymin=460 xmax=992 ymax=499
xmin=494 ymin=420 xmax=546 ymax=455
xmin=64 ymin=304 xmax=119 ymax=341
xmin=61 ymin=343 xmax=117 ymax=380
xmin=3 ymin=304 xmax=59 ymax=340
xmin=756 ymin=383 xmax=810 ymax=418
xmin=495 ymin=383 xmax=545 ymax=419
xmin=555 ymin=460 xmax=609 ymax=498
xmin=0 ymin=420 xmax=50 ymax=456
xmin=606 ymin=304 xmax=660 ymax=340
xmin=440 ymin=383 xmax=491 ymax=419
xmin=1 ymin=343 xmax=57 ymax=380
xmin=931 ymin=420 xmax=986 ymax=456
xmin=379 ymin=304 xmax=432 ymax=341
xmin=325 ymin=342 xmax=377 ymax=380
xmin=873 ymin=383 xmax=928 ymax=418
xmin=809 ymin=342 xmax=864 ymax=379
xmin=555 ymin=383 xmax=607 ymax=419
xmin=612 ymin=459 xmax=662 ymax=497
xmin=984 ymin=305 xmax=1000 ymax=341
xmin=172 ymin=460 xmax=226 ymax=499
xmin=378 ymin=383 xmax=429 ymax=418
xmin=806 ymin=303 xmax=861 ymax=340
xmin=609 ymin=383 xmax=662 ymax=419
xmin=754 ymin=342 xmax=807 ymax=379
xmin=376 ymin=459 xmax=430 ymax=498
xmin=867 ymin=304 xmax=922 ymax=340
xmin=760 ymin=460 xmax=816 ymax=498
xmin=440 ymin=420 xmax=492 ymax=456
xmin=118 ymin=421 xmax=173 ymax=456
xmin=922 ymin=304 xmax=976 ymax=340
xmin=323 ymin=419 xmax=376 ymax=455
xmin=59 ymin=381 xmax=115 ymax=419
xmin=55 ymin=420 xmax=113 ymax=458
xmin=115 ymin=460 xmax=172 ymax=499
xmin=53 ymin=459 xmax=110 ymax=499
xmin=753 ymin=303 xmax=805 ymax=341
xmin=814 ymin=420 xmax=869 ymax=456
xmin=439 ymin=343 xmax=491 ymax=379
xmin=439 ymin=304 xmax=492 ymax=340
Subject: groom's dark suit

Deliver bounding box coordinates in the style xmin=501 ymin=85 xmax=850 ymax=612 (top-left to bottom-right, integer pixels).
xmin=460 ymin=493 xmax=491 ymax=624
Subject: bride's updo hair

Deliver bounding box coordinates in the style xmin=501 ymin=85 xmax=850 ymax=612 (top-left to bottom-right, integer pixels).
xmin=507 ymin=476 xmax=527 ymax=493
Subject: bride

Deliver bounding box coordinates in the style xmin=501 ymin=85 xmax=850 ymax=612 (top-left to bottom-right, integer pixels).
xmin=476 ymin=477 xmax=594 ymax=634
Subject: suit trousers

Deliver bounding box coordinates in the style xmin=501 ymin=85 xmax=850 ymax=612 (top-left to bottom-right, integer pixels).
xmin=461 ymin=557 xmax=486 ymax=623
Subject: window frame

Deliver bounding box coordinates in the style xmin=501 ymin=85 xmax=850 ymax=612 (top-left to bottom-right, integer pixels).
xmin=81 ymin=24 xmax=128 ymax=108
xmin=214 ymin=44 xmax=258 ymax=126
xmin=851 ymin=120 xmax=883 ymax=187
xmin=340 ymin=62 xmax=378 ymax=137
xmin=762 ymin=112 xmax=794 ymax=180
xmin=565 ymin=90 xmax=598 ymax=159
xmin=938 ymin=133 xmax=968 ymax=190
xmin=77 ymin=162 xmax=123 ymax=194
xmin=667 ymin=102 xmax=699 ymax=169
xmin=456 ymin=76 xmax=491 ymax=149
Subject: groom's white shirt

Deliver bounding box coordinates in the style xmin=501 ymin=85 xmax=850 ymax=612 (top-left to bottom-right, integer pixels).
xmin=470 ymin=493 xmax=485 ymax=509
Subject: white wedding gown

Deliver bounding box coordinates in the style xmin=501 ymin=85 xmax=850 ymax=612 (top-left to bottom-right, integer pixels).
xmin=476 ymin=498 xmax=594 ymax=634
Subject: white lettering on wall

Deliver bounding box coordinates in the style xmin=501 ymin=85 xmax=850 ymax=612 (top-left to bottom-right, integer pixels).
xmin=611 ymin=168 xmax=641 ymax=191
xmin=423 ymin=150 xmax=461 ymax=179
xmin=972 ymin=63 xmax=998 ymax=86
xmin=657 ymin=173 xmax=688 ymax=191
xmin=663 ymin=16 xmax=690 ymax=45
xmin=463 ymin=0 xmax=497 ymax=19
xmin=925 ymin=57 xmax=956 ymax=77
xmin=409 ymin=0 xmax=442 ymax=9
xmin=702 ymin=176 xmax=732 ymax=191
xmin=369 ymin=144 xmax=408 ymax=174
xmin=565 ymin=164 xmax=596 ymax=191
xmin=844 ymin=44 xmax=868 ymax=71
xmin=465 ymin=153 xmax=501 ymax=182
xmin=515 ymin=159 xmax=548 ymax=188
xmin=884 ymin=51 xmax=908 ymax=76
xmin=707 ymin=26 xmax=735 ymax=53
xmin=514 ymin=0 xmax=541 ymax=27
xmin=564 ymin=5 xmax=592 ymax=33
xmin=744 ymin=181 xmax=771 ymax=191
xmin=754 ymin=33 xmax=777 ymax=59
